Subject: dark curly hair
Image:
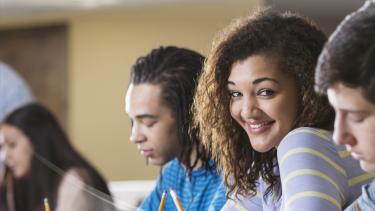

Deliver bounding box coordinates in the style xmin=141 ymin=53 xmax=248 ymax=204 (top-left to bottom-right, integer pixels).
xmin=193 ymin=9 xmax=334 ymax=199
xmin=129 ymin=46 xmax=212 ymax=174
xmin=315 ymin=1 xmax=375 ymax=103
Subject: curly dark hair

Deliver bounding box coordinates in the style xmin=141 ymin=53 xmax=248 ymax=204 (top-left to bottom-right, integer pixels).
xmin=129 ymin=46 xmax=212 ymax=174
xmin=315 ymin=1 xmax=375 ymax=104
xmin=193 ymin=9 xmax=334 ymax=199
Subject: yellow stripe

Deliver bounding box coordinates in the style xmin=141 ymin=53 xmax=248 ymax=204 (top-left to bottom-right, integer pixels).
xmin=285 ymin=128 xmax=331 ymax=142
xmin=282 ymin=169 xmax=345 ymax=201
xmin=286 ymin=191 xmax=341 ymax=210
xmin=280 ymin=148 xmax=347 ymax=177
xmin=349 ymin=173 xmax=375 ymax=186
xmin=256 ymin=191 xmax=262 ymax=198
xmin=229 ymin=199 xmax=248 ymax=211
xmin=338 ymin=150 xmax=351 ymax=158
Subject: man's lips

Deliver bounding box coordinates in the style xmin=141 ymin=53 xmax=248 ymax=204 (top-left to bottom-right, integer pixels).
xmin=141 ymin=149 xmax=153 ymax=157
xmin=350 ymin=151 xmax=365 ymax=160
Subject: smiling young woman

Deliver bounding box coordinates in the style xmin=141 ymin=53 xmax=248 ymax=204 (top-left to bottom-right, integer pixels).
xmin=193 ymin=9 xmax=374 ymax=211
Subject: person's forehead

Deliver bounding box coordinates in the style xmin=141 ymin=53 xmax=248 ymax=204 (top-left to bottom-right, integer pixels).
xmin=0 ymin=125 xmax=17 ymax=143
xmin=328 ymin=83 xmax=375 ymax=110
xmin=131 ymin=84 xmax=161 ymax=103
xmin=126 ymin=83 xmax=172 ymax=115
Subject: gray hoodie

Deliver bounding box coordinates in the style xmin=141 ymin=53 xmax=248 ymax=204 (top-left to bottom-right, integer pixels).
xmin=0 ymin=62 xmax=34 ymax=121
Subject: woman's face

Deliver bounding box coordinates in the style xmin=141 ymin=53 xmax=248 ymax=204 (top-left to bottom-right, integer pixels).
xmin=228 ymin=55 xmax=298 ymax=152
xmin=0 ymin=124 xmax=33 ymax=178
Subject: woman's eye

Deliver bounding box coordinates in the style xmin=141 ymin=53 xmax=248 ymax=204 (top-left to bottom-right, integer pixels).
xmin=257 ymin=89 xmax=274 ymax=97
xmin=229 ymin=91 xmax=242 ymax=98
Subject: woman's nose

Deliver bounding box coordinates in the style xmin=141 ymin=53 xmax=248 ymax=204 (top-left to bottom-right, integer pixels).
xmin=0 ymin=149 xmax=6 ymax=163
xmin=240 ymin=97 xmax=260 ymax=119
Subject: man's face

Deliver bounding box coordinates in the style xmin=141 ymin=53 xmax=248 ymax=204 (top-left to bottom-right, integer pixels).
xmin=125 ymin=83 xmax=180 ymax=166
xmin=328 ymin=83 xmax=375 ymax=172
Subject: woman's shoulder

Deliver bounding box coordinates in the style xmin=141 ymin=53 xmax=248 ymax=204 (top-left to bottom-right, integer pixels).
xmin=59 ymin=168 xmax=91 ymax=189
xmin=56 ymin=168 xmax=89 ymax=207
xmin=285 ymin=127 xmax=332 ymax=140
xmin=278 ymin=127 xmax=334 ymax=150
xmin=276 ymin=127 xmax=342 ymax=162
xmin=55 ymin=168 xmax=106 ymax=211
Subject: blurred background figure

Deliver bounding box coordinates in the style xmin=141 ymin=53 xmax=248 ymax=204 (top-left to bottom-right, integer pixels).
xmin=0 ymin=62 xmax=34 ymax=187
xmin=0 ymin=62 xmax=34 ymax=121
xmin=0 ymin=104 xmax=115 ymax=211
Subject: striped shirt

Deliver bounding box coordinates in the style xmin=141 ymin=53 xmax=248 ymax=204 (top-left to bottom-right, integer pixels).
xmin=138 ymin=159 xmax=226 ymax=211
xmin=222 ymin=127 xmax=375 ymax=211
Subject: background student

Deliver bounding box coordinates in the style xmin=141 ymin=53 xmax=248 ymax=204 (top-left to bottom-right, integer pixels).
xmin=125 ymin=46 xmax=226 ymax=210
xmin=0 ymin=104 xmax=114 ymax=211
xmin=193 ymin=9 xmax=373 ymax=210
xmin=315 ymin=1 xmax=375 ymax=210
xmin=0 ymin=62 xmax=34 ymax=186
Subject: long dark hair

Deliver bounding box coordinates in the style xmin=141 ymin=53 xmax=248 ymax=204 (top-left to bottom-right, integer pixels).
xmin=193 ymin=9 xmax=334 ymax=199
xmin=129 ymin=46 xmax=213 ymax=174
xmin=0 ymin=103 xmax=111 ymax=211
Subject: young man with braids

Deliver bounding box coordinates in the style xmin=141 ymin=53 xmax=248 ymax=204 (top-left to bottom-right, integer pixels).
xmin=125 ymin=46 xmax=226 ymax=211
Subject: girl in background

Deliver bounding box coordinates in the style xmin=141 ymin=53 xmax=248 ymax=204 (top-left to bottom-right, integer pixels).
xmin=0 ymin=62 xmax=34 ymax=185
xmin=0 ymin=103 xmax=115 ymax=211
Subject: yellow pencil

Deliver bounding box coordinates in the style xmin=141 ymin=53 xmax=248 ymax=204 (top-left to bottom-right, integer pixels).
xmin=44 ymin=198 xmax=51 ymax=211
xmin=169 ymin=188 xmax=184 ymax=211
xmin=158 ymin=191 xmax=167 ymax=211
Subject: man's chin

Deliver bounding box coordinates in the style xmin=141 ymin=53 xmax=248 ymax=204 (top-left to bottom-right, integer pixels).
xmin=360 ymin=161 xmax=375 ymax=173
xmin=148 ymin=158 xmax=165 ymax=166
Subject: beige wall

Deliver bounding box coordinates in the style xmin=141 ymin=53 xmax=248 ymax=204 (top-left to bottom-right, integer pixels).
xmin=1 ymin=1 xmax=261 ymax=181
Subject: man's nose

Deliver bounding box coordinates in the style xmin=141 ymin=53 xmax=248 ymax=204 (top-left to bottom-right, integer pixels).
xmin=333 ymin=113 xmax=356 ymax=146
xmin=129 ymin=124 xmax=145 ymax=144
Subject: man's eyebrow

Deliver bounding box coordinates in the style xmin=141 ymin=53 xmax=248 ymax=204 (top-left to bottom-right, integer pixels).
xmin=135 ymin=114 xmax=158 ymax=119
xmin=339 ymin=108 xmax=369 ymax=114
